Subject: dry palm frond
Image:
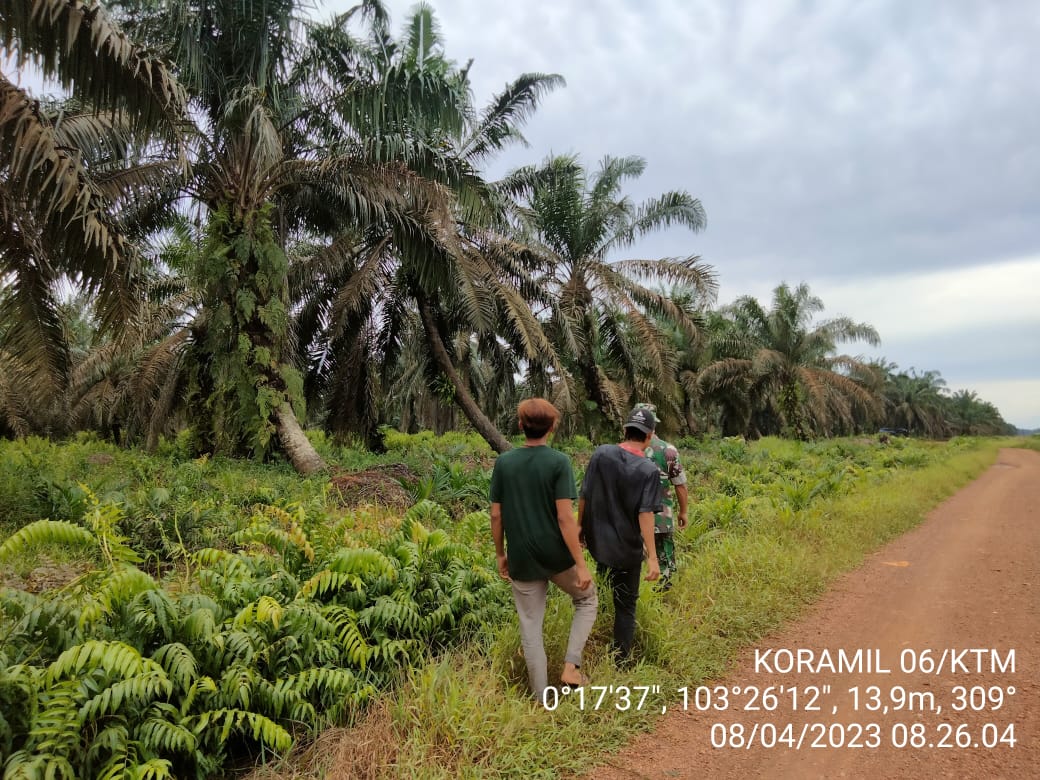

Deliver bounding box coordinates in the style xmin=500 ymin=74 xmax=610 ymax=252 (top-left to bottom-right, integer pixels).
xmin=1 ymin=0 xmax=187 ymax=131
xmin=0 ymin=75 xmax=128 ymax=270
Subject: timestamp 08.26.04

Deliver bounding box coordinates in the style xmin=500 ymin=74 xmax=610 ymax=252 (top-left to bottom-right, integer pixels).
xmin=709 ymin=722 xmax=1016 ymax=750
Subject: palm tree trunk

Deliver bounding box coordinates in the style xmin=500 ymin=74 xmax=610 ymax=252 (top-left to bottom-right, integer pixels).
xmin=683 ymin=398 xmax=700 ymax=436
xmin=274 ymin=402 xmax=327 ymax=475
xmin=417 ymin=295 xmax=512 ymax=453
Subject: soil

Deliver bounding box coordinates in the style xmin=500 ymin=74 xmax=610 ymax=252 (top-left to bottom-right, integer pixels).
xmin=329 ymin=465 xmax=416 ymax=511
xmin=583 ymin=447 xmax=1040 ymax=780
xmin=0 ymin=556 xmax=86 ymax=592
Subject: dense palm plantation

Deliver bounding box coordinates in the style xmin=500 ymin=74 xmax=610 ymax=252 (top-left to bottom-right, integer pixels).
xmin=0 ymin=5 xmax=1023 ymax=779
xmin=287 ymin=4 xmax=565 ymax=454
xmin=0 ymin=0 xmax=1014 ymax=462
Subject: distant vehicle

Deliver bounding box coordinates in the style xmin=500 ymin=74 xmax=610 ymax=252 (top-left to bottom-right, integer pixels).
xmin=878 ymin=427 xmax=909 ymax=436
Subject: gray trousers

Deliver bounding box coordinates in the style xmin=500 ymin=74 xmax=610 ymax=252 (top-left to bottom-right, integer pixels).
xmin=510 ymin=566 xmax=598 ymax=699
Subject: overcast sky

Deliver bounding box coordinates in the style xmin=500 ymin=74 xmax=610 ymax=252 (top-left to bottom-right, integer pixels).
xmin=322 ymin=0 xmax=1040 ymax=428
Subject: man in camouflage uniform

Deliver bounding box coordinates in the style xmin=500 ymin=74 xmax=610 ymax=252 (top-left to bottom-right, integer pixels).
xmin=634 ymin=403 xmax=688 ymax=590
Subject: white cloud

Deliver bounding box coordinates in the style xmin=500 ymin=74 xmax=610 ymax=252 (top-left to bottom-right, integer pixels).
xmin=812 ymin=256 xmax=1040 ymax=340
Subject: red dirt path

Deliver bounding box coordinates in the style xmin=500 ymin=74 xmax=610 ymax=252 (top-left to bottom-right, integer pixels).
xmin=583 ymin=447 xmax=1040 ymax=780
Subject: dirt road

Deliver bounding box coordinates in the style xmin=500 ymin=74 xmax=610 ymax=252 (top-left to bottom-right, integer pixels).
xmin=586 ymin=447 xmax=1039 ymax=780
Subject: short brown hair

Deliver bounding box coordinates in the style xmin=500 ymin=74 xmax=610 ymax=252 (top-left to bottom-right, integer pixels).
xmin=517 ymin=398 xmax=559 ymax=439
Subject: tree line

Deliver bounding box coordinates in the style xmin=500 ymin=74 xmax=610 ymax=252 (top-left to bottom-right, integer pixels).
xmin=0 ymin=0 xmax=1013 ymax=474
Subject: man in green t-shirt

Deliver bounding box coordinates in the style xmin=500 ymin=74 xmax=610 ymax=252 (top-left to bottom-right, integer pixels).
xmin=490 ymin=398 xmax=597 ymax=700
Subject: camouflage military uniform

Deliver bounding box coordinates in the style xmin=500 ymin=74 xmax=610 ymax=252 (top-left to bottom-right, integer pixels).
xmin=645 ymin=434 xmax=687 ymax=587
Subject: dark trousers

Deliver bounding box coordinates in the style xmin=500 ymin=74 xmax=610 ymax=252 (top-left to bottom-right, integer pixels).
xmin=596 ymin=563 xmax=642 ymax=662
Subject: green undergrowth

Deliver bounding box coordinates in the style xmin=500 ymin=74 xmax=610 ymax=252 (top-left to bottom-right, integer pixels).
xmin=0 ymin=431 xmax=494 ymax=568
xmin=297 ymin=437 xmax=1006 ymax=779
xmin=0 ymin=433 xmax=1016 ymax=778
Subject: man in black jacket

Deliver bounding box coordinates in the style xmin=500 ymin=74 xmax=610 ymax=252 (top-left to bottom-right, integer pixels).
xmin=578 ymin=406 xmax=663 ymax=663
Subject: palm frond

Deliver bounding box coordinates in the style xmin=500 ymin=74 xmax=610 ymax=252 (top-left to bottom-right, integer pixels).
xmin=1 ymin=0 xmax=187 ymax=133
xmin=1 ymin=74 xmax=130 ymax=273
xmin=605 ymin=191 xmax=706 ymax=251
xmin=460 ymin=73 xmax=565 ymax=162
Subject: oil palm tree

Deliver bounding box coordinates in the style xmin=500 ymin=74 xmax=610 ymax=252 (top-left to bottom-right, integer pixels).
xmin=700 ymin=282 xmax=882 ymax=438
xmin=503 ymin=153 xmax=715 ymax=437
xmin=74 ymin=0 xmax=477 ymax=471
xmin=63 ymin=215 xmax=201 ymax=448
xmin=290 ymin=2 xmax=563 ymax=452
xmin=646 ymin=284 xmax=720 ymax=436
xmin=0 ymin=0 xmax=186 ymax=435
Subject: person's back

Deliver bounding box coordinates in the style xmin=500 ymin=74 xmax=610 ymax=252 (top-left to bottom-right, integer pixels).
xmin=490 ymin=445 xmax=576 ymax=581
xmin=490 ymin=398 xmax=596 ymax=699
xmin=581 ymin=443 xmax=663 ymax=569
xmin=578 ymin=407 xmax=663 ymax=663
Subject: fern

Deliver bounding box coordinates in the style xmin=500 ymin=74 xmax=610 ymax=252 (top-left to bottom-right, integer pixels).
xmin=0 ymin=451 xmax=514 ymax=778
xmin=0 ymin=520 xmax=97 ymax=562
xmin=246 ymin=504 xmax=316 ymax=563
xmin=135 ymin=722 xmax=195 ymax=757
xmin=251 ymin=675 xmax=300 ymax=720
xmin=233 ymin=595 xmax=285 ymax=631
xmin=214 ymin=630 xmax=257 ymax=667
xmin=81 ymin=491 xmax=143 ymax=567
xmin=275 ymin=667 xmax=374 ymax=723
xmin=28 ymin=678 xmax=83 ymax=760
xmin=78 ymin=671 xmax=173 ymax=723
xmin=275 ymin=667 xmax=365 ymax=700
xmin=327 ymin=547 xmax=397 ymax=580
xmin=178 ymin=606 xmax=219 ymax=649
xmin=124 ymin=588 xmax=180 ymax=645
xmin=368 ymin=638 xmax=419 ymax=665
xmin=179 ymin=676 xmax=218 ymax=716
xmin=385 ymin=538 xmax=420 ymax=569
xmin=325 ymin=608 xmax=371 ymax=669
xmin=152 ymin=643 xmax=199 ymax=692
xmin=46 ymin=641 xmax=164 ymax=686
xmin=135 ymin=703 xmax=197 ymax=754
xmin=192 ymin=547 xmax=239 ymax=568
xmin=0 ymin=588 xmax=81 ymax=663
xmin=218 ymin=664 xmax=257 ymax=710
xmin=277 ymin=600 xmax=336 ymax=640
xmin=233 ymin=525 xmax=315 ymax=566
xmin=359 ymin=594 xmax=421 ymax=635
xmin=403 ymin=499 xmax=450 ymax=529
xmin=187 ymin=708 xmax=293 ymax=755
xmin=101 ymin=756 xmax=173 ymax=780
xmin=298 ymin=547 xmax=397 ymax=601
xmin=76 ymin=566 xmax=159 ymax=629
xmin=3 ymin=751 xmax=76 ymax=779
xmin=85 ymin=722 xmax=130 ymax=772
xmin=0 ymin=663 xmax=40 ymax=754
xmin=297 ymin=569 xmax=364 ymax=599
xmin=420 ymin=602 xmax=457 ymax=636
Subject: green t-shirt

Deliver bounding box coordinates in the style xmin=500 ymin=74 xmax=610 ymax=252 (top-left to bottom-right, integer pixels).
xmin=489 ymin=445 xmax=578 ymax=581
